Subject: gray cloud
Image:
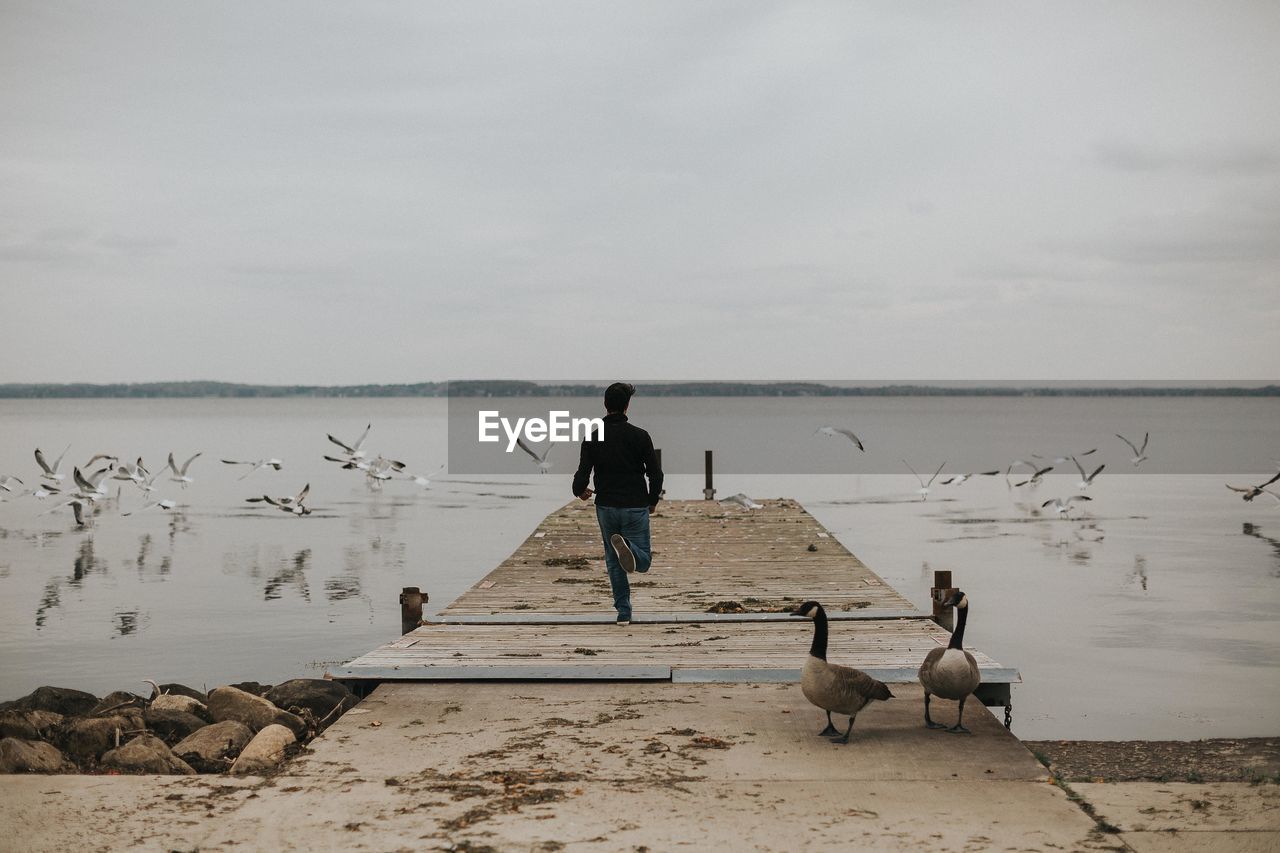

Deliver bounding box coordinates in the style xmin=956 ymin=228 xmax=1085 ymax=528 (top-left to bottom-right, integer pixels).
xmin=2 ymin=1 xmax=1279 ymax=382
xmin=1096 ymin=141 xmax=1280 ymax=176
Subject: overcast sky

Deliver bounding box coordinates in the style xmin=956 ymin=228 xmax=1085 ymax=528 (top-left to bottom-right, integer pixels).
xmin=2 ymin=2 xmax=1277 ymax=384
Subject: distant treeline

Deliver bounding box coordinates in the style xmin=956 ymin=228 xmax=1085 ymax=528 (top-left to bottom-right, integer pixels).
xmin=0 ymin=380 xmax=1277 ymax=398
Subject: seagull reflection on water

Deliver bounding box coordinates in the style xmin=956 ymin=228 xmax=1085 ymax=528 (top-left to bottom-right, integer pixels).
xmin=1242 ymin=523 xmax=1280 ymax=578
xmin=264 ymin=547 xmax=311 ymax=602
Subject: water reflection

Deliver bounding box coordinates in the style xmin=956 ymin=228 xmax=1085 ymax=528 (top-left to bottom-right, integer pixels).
xmin=35 ymin=578 xmax=60 ymax=628
xmin=1242 ymin=523 xmax=1280 ymax=577
xmin=1123 ymin=554 xmax=1149 ymax=592
xmin=113 ymin=610 xmax=143 ymax=637
xmin=71 ymin=536 xmax=99 ymax=584
xmin=264 ymin=547 xmax=311 ymax=602
xmin=34 ymin=536 xmax=105 ymax=628
xmin=324 ymin=576 xmax=362 ymax=601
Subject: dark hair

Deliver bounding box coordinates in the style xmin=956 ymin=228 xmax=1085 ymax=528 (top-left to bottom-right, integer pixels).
xmin=604 ymin=382 xmax=635 ymax=413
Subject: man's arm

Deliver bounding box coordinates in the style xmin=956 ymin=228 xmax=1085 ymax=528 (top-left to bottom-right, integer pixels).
xmin=643 ymin=433 xmax=663 ymax=508
xmin=572 ymin=438 xmax=593 ymax=499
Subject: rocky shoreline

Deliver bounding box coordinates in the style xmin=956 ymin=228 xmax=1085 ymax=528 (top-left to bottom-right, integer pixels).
xmin=1026 ymin=738 xmax=1280 ymax=784
xmin=0 ymin=680 xmax=358 ymax=776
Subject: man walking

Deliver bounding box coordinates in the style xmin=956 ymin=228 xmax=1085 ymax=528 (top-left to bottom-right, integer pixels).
xmin=572 ymin=382 xmax=663 ymax=626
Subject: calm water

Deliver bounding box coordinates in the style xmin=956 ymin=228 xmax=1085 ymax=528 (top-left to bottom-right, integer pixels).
xmin=0 ymin=397 xmax=1277 ymax=740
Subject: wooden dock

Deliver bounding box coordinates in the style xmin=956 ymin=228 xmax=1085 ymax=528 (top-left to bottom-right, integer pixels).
xmin=336 ymin=499 xmax=1019 ymax=706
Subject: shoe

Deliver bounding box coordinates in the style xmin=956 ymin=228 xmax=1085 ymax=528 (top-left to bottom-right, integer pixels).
xmin=616 ymin=619 xmax=631 ymax=626
xmin=610 ymin=533 xmax=636 ymax=574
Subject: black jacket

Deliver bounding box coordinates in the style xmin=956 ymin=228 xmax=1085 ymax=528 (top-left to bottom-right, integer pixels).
xmin=571 ymin=413 xmax=663 ymax=508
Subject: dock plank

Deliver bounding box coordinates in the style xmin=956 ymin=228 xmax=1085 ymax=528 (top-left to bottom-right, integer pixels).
xmin=340 ymin=498 xmax=1018 ymax=691
xmin=442 ymin=498 xmax=916 ymax=616
xmin=337 ymin=618 xmax=1016 ymax=684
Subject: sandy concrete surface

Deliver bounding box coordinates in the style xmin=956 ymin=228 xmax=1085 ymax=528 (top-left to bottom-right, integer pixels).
xmin=2 ymin=683 xmax=1273 ymax=852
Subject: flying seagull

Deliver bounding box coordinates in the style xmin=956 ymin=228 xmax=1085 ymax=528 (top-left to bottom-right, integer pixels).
xmin=167 ymin=452 xmax=202 ymax=488
xmin=42 ymin=496 xmax=93 ymax=527
xmin=34 ymin=445 xmax=71 ymax=483
xmin=1071 ymin=457 xmax=1105 ymax=490
xmin=221 ymin=458 xmax=284 ymax=480
xmin=815 ymin=426 xmax=865 ymax=452
xmin=112 ymin=457 xmax=150 ymax=487
xmin=249 ymin=483 xmax=312 ymax=516
xmin=72 ymin=466 xmax=112 ymax=500
xmin=515 ymin=437 xmax=554 ymax=473
xmin=939 ymin=471 xmax=1000 ymax=486
xmin=903 ymin=460 xmax=946 ymax=500
xmin=247 ymin=482 xmax=310 ymax=509
xmin=1226 ymin=471 xmax=1280 ymax=502
xmin=327 ymin=423 xmax=372 ymax=461
xmin=123 ymin=499 xmax=177 ymax=517
xmin=365 ymin=456 xmax=406 ymax=485
xmin=0 ymin=474 xmax=23 ymax=494
xmin=404 ymin=465 xmax=446 ymax=489
xmin=1011 ymin=465 xmax=1054 ymax=488
xmin=1116 ymin=432 xmax=1150 ymax=466
xmin=1042 ymin=495 xmax=1092 ymax=517
xmin=1032 ymin=448 xmax=1098 ymax=465
xmin=84 ymin=453 xmax=119 ymax=470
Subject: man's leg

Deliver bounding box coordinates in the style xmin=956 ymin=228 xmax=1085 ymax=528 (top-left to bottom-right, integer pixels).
xmin=617 ymin=507 xmax=653 ymax=574
xmin=596 ymin=506 xmax=632 ymax=621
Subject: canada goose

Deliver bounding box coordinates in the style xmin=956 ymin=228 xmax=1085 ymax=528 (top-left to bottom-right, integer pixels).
xmin=790 ymin=600 xmax=894 ymax=743
xmin=918 ymin=590 xmax=981 ymax=734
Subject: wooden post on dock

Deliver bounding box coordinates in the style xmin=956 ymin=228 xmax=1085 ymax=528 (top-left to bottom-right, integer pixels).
xmin=931 ymin=570 xmax=956 ymax=632
xmin=400 ymin=587 xmax=427 ymax=635
xmin=703 ymin=450 xmax=715 ymax=500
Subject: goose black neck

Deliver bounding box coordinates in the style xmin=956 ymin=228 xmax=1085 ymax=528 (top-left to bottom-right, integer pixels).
xmin=949 ymin=605 xmax=968 ymax=650
xmin=809 ymin=607 xmax=828 ymax=660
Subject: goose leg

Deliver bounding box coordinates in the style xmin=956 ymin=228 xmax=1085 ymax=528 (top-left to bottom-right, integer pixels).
xmin=834 ymin=715 xmax=855 ymax=744
xmin=947 ymin=696 xmax=973 ymax=735
xmin=818 ymin=710 xmax=839 ymax=736
xmin=924 ymin=692 xmax=946 ymax=730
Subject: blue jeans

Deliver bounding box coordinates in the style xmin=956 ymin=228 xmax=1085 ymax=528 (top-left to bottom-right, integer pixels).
xmin=596 ymin=506 xmax=652 ymax=620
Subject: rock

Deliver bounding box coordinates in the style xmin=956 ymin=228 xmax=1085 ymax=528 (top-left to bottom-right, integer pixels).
xmin=0 ymin=711 xmax=38 ymax=740
xmin=0 ymin=686 xmax=98 ymax=717
xmin=0 ymin=737 xmax=72 ymax=773
xmin=143 ymin=708 xmax=207 ymax=742
xmin=265 ymin=679 xmax=357 ymax=728
xmin=101 ymin=734 xmax=195 ymax=775
xmin=157 ymin=683 xmax=208 ymax=704
xmin=88 ymin=691 xmax=147 ymax=716
xmin=229 ymin=725 xmax=295 ymax=775
xmin=25 ymin=710 xmax=64 ymax=737
xmin=228 ymin=681 xmax=271 ymax=697
xmin=150 ymin=694 xmax=209 ymax=719
xmin=60 ymin=714 xmax=143 ymax=761
xmin=207 ymin=687 xmax=306 ymax=738
xmin=0 ymin=710 xmax=63 ymax=741
xmin=172 ymin=720 xmax=253 ymax=772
